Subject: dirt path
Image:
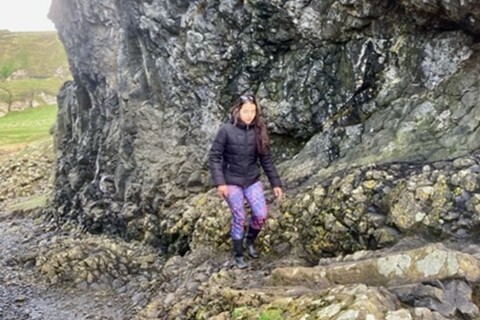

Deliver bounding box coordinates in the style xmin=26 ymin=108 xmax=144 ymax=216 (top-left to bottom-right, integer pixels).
xmin=0 ymin=212 xmax=136 ymax=320
xmin=0 ymin=144 xmax=28 ymax=164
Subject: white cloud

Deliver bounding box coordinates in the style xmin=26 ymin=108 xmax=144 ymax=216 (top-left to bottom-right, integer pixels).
xmin=0 ymin=0 xmax=55 ymax=32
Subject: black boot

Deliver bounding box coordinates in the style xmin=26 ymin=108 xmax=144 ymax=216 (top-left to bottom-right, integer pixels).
xmin=245 ymin=228 xmax=260 ymax=259
xmin=232 ymin=239 xmax=248 ymax=269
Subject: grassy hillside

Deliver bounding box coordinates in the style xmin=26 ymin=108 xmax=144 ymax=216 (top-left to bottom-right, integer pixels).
xmin=0 ymin=104 xmax=57 ymax=146
xmin=0 ymin=32 xmax=62 ymax=212
xmin=0 ymin=30 xmax=69 ymax=111
xmin=0 ymin=104 xmax=57 ymax=212
xmin=0 ymin=31 xmax=69 ymax=79
xmin=0 ymin=78 xmax=63 ymax=100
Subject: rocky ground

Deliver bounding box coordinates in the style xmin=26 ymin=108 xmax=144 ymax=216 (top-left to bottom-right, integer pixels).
xmin=0 ymin=141 xmax=136 ymax=319
xmin=0 ymin=211 xmax=136 ymax=320
xmin=0 ymin=207 xmax=313 ymax=320
xmin=3 ymin=200 xmax=480 ymax=319
xmin=4 ymin=140 xmax=480 ymax=319
xmin=0 ymin=138 xmax=308 ymax=319
xmin=0 ymin=139 xmax=54 ymax=213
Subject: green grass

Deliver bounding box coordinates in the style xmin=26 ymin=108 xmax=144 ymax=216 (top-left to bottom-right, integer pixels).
xmin=0 ymin=30 xmax=70 ymax=105
xmin=259 ymin=309 xmax=284 ymax=320
xmin=6 ymin=195 xmax=47 ymax=212
xmin=232 ymin=307 xmax=252 ymax=320
xmin=0 ymin=31 xmax=69 ymax=79
xmin=1 ymin=77 xmax=63 ymax=99
xmin=0 ymin=105 xmax=57 ymax=146
xmin=231 ymin=307 xmax=285 ymax=320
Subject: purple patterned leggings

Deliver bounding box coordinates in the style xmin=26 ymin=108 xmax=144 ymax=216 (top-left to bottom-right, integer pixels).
xmin=225 ymin=181 xmax=268 ymax=240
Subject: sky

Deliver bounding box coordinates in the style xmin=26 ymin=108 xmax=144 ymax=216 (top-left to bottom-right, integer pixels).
xmin=0 ymin=0 xmax=55 ymax=32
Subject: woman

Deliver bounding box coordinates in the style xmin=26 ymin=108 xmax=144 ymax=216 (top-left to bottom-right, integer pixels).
xmin=209 ymin=94 xmax=283 ymax=269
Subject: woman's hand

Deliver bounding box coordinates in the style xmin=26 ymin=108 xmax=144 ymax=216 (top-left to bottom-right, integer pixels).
xmin=217 ymin=185 xmax=228 ymax=198
xmin=273 ymin=187 xmax=283 ymax=201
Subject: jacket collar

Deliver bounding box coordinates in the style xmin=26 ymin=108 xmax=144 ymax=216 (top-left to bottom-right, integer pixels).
xmin=230 ymin=117 xmax=256 ymax=130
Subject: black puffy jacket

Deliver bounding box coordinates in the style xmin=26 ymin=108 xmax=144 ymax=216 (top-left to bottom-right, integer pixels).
xmin=209 ymin=120 xmax=282 ymax=188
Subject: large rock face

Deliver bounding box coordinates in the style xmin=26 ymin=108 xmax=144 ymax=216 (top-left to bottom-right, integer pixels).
xmin=47 ymin=0 xmax=480 ymax=257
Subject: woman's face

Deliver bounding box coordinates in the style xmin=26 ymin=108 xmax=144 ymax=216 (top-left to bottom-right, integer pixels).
xmin=239 ymin=102 xmax=256 ymax=125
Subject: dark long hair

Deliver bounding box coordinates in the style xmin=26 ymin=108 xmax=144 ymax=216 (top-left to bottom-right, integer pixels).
xmin=230 ymin=94 xmax=269 ymax=155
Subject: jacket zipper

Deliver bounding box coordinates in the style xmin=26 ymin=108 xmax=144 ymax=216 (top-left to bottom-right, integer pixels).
xmin=243 ymin=126 xmax=249 ymax=186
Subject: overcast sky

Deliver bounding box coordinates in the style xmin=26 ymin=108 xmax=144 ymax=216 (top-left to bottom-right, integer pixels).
xmin=0 ymin=0 xmax=55 ymax=32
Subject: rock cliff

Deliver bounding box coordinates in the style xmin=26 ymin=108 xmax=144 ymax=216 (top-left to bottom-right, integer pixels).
xmin=48 ymin=0 xmax=480 ymax=253
xmin=44 ymin=1 xmax=480 ymax=317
